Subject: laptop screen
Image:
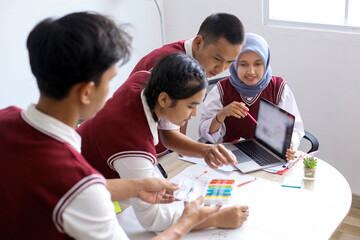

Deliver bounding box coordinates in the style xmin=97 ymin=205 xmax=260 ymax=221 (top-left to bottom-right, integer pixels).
xmin=254 ymin=98 xmax=295 ymax=157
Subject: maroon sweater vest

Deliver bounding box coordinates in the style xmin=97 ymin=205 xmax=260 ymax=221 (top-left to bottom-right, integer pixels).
xmin=78 ymin=71 xmax=158 ymax=179
xmin=0 ymin=106 xmax=104 ymax=240
xmin=130 ymin=40 xmax=186 ymax=75
xmin=129 ymin=40 xmax=186 ymax=156
xmin=218 ymin=76 xmax=286 ymax=142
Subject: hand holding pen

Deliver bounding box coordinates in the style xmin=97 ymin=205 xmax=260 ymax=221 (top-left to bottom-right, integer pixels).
xmin=216 ymin=101 xmax=249 ymax=124
xmin=217 ymin=101 xmax=258 ymax=125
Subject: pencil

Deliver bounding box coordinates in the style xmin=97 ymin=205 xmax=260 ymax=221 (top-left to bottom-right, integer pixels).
xmin=244 ymin=110 xmax=258 ymax=125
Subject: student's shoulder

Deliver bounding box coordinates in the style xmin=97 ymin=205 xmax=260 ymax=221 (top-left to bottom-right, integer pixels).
xmin=216 ymin=76 xmax=232 ymax=89
xmin=40 ymin=143 xmax=102 ymax=180
xmin=271 ymin=76 xmax=286 ymax=85
xmin=158 ymin=39 xmax=186 ymax=51
xmin=147 ymin=40 xmax=186 ymax=57
xmin=126 ymin=70 xmax=151 ymax=86
xmin=0 ymin=106 xmax=24 ymax=130
xmin=0 ymin=106 xmax=22 ymax=117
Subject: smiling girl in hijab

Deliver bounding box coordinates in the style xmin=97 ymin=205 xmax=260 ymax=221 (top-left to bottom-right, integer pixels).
xmin=199 ymin=33 xmax=304 ymax=160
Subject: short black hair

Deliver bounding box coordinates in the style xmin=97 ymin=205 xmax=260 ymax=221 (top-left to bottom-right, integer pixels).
xmin=197 ymin=13 xmax=245 ymax=47
xmin=144 ymin=53 xmax=207 ymax=110
xmin=27 ymin=12 xmax=132 ymax=100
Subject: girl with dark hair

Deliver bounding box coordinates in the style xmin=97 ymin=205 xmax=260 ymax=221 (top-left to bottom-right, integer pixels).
xmin=78 ymin=52 xmax=249 ymax=232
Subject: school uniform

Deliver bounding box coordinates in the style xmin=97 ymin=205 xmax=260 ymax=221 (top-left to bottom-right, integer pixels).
xmin=77 ymin=71 xmax=182 ymax=232
xmin=0 ymin=105 xmax=128 ymax=240
xmin=130 ymin=39 xmax=193 ymax=75
xmin=129 ymin=39 xmax=194 ymax=157
xmin=199 ymin=77 xmax=305 ymax=149
xmin=199 ymin=33 xmax=305 ymax=149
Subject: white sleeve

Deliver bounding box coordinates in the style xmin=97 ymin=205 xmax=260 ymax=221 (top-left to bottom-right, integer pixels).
xmin=278 ymin=85 xmax=305 ymax=150
xmin=113 ymin=156 xmax=182 ymax=232
xmin=158 ymin=118 xmax=180 ymax=130
xmin=62 ymin=184 xmax=129 ymax=240
xmin=199 ymin=86 xmax=226 ymax=143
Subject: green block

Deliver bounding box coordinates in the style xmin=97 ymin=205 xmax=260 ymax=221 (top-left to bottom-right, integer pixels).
xmin=113 ymin=201 xmax=122 ymax=214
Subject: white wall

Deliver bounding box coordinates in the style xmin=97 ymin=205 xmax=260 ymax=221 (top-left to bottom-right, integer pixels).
xmin=0 ymin=0 xmax=164 ymax=109
xmin=164 ymin=0 xmax=360 ymax=194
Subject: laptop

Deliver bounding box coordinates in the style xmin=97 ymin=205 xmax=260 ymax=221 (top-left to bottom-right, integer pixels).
xmin=223 ymin=97 xmax=295 ymax=173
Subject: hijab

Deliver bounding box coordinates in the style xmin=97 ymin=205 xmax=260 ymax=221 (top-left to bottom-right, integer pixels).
xmin=229 ymin=33 xmax=272 ymax=97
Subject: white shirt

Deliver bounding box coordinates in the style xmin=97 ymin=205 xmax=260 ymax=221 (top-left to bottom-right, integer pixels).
xmin=22 ymin=104 xmax=128 ymax=240
xmin=113 ymin=92 xmax=183 ymax=232
xmin=199 ymin=84 xmax=305 ymax=149
xmin=184 ymin=38 xmax=194 ymax=58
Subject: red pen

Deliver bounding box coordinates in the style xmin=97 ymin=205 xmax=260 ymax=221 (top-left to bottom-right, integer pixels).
xmin=244 ymin=110 xmax=257 ymax=125
xmin=237 ymin=178 xmax=256 ymax=187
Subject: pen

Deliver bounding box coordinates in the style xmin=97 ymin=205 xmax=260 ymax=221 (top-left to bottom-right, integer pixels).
xmin=237 ymin=178 xmax=256 ymax=187
xmin=188 ymin=171 xmax=208 ymax=196
xmin=157 ymin=163 xmax=168 ymax=178
xmin=244 ymin=110 xmax=258 ymax=125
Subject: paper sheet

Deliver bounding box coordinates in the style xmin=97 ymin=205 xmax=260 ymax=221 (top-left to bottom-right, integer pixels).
xmin=178 ymin=155 xmax=237 ymax=172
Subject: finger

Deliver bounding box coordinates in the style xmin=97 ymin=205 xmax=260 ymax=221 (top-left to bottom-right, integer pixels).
xmin=161 ymin=179 xmax=179 ymax=192
xmin=211 ymin=148 xmax=228 ymax=166
xmin=236 ymin=107 xmax=248 ymax=118
xmin=233 ymin=101 xmax=248 ymax=111
xmin=160 ymin=197 xmax=176 ymax=204
xmin=162 ymin=192 xmax=175 ymax=198
xmin=194 ymin=196 xmax=205 ymax=204
xmin=231 ymin=109 xmax=246 ymax=119
xmin=285 ymin=149 xmax=296 ymax=160
xmin=205 ymin=158 xmax=220 ymax=168
xmin=239 ymin=205 xmax=249 ymax=212
xmin=229 ymin=104 xmax=247 ymax=118
xmin=217 ymin=144 xmax=238 ymax=165
xmin=204 ymin=152 xmax=221 ymax=168
xmin=229 ymin=111 xmax=243 ymax=119
xmin=239 ymin=102 xmax=249 ymax=110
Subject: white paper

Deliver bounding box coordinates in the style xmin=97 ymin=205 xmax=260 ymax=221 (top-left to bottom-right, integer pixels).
xmin=178 ymin=155 xmax=237 ymax=171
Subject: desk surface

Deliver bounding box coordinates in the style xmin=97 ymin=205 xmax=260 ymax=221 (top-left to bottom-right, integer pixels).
xmin=118 ymin=152 xmax=352 ymax=239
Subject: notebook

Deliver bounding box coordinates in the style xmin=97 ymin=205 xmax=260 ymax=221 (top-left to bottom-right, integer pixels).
xmin=224 ymin=97 xmax=295 ymax=173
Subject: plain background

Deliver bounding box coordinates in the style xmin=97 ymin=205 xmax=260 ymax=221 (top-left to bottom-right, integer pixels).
xmin=1 ymin=0 xmax=359 ymax=195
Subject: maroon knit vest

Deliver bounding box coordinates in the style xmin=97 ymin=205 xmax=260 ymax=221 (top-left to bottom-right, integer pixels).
xmin=218 ymin=76 xmax=286 ymax=142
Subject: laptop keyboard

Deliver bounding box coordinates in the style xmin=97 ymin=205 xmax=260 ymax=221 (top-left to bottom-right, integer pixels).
xmin=234 ymin=141 xmax=281 ymax=166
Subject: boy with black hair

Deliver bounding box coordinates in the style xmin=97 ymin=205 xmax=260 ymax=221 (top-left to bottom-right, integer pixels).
xmin=131 ymin=12 xmax=245 ymax=79
xmin=128 ymin=12 xmax=246 ymax=157
xmin=0 ymin=12 xmax=220 ymax=240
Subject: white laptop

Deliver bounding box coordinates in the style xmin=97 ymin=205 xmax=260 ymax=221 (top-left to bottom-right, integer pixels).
xmin=224 ymin=97 xmax=295 ymax=173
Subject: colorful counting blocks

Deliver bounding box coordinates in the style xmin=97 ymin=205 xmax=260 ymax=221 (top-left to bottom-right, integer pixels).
xmin=204 ymin=179 xmax=235 ymax=205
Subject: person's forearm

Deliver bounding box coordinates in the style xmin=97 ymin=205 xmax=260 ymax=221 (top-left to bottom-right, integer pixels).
xmin=160 ymin=130 xmax=210 ymax=158
xmin=191 ymin=212 xmax=218 ymax=230
xmin=106 ymin=178 xmax=140 ymax=201
xmin=153 ymin=209 xmax=220 ymax=233
xmin=152 ymin=217 xmax=194 ymax=240
xmin=208 ymin=113 xmax=225 ymax=134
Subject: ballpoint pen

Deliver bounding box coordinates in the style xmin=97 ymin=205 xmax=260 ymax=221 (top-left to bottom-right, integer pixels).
xmin=188 ymin=171 xmax=208 ymax=195
xmin=244 ymin=110 xmax=258 ymax=125
xmin=157 ymin=163 xmax=168 ymax=178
